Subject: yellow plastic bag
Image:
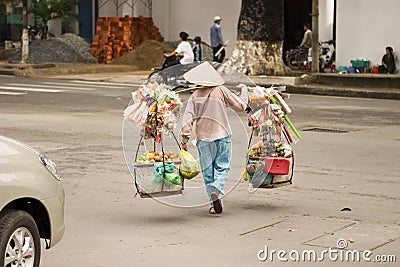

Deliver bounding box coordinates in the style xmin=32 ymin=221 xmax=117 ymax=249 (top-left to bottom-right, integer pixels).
xmin=241 ymin=163 xmax=248 ymax=181
xmin=179 ymin=149 xmax=200 ymax=180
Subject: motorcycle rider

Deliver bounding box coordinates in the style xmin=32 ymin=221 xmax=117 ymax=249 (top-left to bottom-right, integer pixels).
xmin=164 ymin=31 xmax=194 ymax=66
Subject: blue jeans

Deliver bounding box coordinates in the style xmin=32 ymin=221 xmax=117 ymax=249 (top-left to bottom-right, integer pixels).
xmin=196 ymin=136 xmax=231 ymax=207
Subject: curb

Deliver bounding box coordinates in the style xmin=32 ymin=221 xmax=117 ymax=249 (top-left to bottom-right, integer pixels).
xmin=0 ymin=68 xmax=20 ymax=76
xmin=285 ymin=85 xmax=400 ymax=100
xmin=1 ymin=66 xmax=399 ymax=100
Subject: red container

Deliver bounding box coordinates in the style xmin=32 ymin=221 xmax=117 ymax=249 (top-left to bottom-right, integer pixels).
xmin=372 ymin=66 xmax=379 ymax=74
xmin=264 ymin=156 xmax=291 ymax=175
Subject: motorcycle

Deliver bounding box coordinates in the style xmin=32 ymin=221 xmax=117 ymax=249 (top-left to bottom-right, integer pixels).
xmin=319 ymin=40 xmax=336 ymax=71
xmin=27 ymin=25 xmax=44 ymax=42
xmin=285 ymin=47 xmax=309 ymax=70
xmin=147 ymin=54 xmax=181 ymax=80
xmin=286 ymin=40 xmax=335 ymax=71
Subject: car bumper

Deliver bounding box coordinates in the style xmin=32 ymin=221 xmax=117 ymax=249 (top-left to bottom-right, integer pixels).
xmin=42 ymin=182 xmax=65 ymax=248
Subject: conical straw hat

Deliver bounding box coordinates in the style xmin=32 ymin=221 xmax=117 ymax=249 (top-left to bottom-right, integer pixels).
xmin=183 ymin=61 xmax=225 ymax=87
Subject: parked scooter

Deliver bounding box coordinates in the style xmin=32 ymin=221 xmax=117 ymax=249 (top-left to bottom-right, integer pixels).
xmin=286 ymin=40 xmax=335 ymax=71
xmin=27 ymin=25 xmax=44 ymax=42
xmin=319 ymin=40 xmax=335 ymax=71
xmin=285 ymin=47 xmax=309 ymax=70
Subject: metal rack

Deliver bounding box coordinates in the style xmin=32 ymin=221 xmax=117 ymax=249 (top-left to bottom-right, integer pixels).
xmin=131 ymin=102 xmax=183 ymax=198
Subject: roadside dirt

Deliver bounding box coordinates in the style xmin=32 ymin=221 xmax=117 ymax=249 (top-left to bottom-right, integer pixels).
xmin=110 ymin=40 xmax=174 ymax=70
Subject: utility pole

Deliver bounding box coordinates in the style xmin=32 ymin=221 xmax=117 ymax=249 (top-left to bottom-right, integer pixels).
xmin=311 ymin=0 xmax=319 ymax=73
xmin=21 ymin=0 xmax=29 ymax=64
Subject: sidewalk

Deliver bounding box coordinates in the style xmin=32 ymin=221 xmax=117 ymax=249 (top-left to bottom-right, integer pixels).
xmin=1 ymin=61 xmax=399 ymax=99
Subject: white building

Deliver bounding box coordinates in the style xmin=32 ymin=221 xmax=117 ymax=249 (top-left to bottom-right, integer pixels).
xmin=336 ymin=0 xmax=400 ymax=69
xmin=85 ymin=0 xmax=400 ymax=71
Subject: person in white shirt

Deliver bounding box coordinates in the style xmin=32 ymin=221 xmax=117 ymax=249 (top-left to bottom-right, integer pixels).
xmin=165 ymin=32 xmax=194 ymax=65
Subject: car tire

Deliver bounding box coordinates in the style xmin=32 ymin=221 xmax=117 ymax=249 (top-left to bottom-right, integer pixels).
xmin=0 ymin=210 xmax=41 ymax=267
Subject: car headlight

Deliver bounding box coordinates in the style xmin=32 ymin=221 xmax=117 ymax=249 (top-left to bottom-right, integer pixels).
xmin=39 ymin=153 xmax=61 ymax=181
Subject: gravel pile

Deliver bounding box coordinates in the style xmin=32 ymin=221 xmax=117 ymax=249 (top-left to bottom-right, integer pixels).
xmin=110 ymin=39 xmax=214 ymax=70
xmin=9 ymin=33 xmax=97 ymax=64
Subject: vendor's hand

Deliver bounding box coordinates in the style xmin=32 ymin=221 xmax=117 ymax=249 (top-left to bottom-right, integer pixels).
xmin=181 ymin=143 xmax=188 ymax=151
xmin=238 ymin=83 xmax=248 ymax=94
xmin=223 ymin=41 xmax=229 ymax=47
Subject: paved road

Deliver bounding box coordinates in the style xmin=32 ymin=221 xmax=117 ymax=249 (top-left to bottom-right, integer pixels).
xmin=1 ymin=76 xmax=399 ymax=266
xmin=0 ymin=75 xmax=137 ymax=96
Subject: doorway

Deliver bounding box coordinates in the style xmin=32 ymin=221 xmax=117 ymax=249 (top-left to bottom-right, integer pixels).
xmin=283 ymin=0 xmax=312 ymax=53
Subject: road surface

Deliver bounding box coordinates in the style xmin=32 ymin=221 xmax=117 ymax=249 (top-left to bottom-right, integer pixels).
xmin=0 ymin=76 xmax=399 ymax=266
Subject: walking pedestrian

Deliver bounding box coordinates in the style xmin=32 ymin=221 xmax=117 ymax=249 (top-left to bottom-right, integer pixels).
xmin=180 ymin=62 xmax=249 ymax=215
xmin=192 ymin=36 xmax=203 ymax=62
xmin=210 ymin=16 xmax=227 ymax=63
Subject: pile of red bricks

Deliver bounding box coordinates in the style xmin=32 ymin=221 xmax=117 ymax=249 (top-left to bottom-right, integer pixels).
xmin=90 ymin=16 xmax=164 ymax=63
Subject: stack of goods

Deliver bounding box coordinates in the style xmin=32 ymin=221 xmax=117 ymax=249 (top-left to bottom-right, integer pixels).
xmin=245 ymin=86 xmax=301 ymax=188
xmin=90 ymin=16 xmax=164 ymax=63
xmin=135 ymin=151 xmax=180 ymax=164
xmin=124 ymin=82 xmax=183 ymax=193
xmin=124 ymin=82 xmax=182 ymax=142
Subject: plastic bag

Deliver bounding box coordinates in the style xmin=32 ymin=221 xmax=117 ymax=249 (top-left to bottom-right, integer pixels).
xmin=179 ymin=149 xmax=200 ymax=180
xmin=250 ymin=162 xmax=273 ymax=188
xmin=153 ymin=163 xmax=181 ymax=186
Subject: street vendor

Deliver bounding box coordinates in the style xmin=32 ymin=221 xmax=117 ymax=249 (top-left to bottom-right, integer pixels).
xmin=180 ymin=62 xmax=249 ymax=215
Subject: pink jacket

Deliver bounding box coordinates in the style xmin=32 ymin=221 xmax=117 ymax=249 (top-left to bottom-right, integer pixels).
xmin=181 ymin=85 xmax=248 ymax=143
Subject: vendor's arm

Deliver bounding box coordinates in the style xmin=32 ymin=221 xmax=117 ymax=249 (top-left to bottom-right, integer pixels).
xmin=180 ymin=97 xmax=195 ymax=146
xmin=237 ymin=84 xmax=249 ymax=103
xmin=221 ymin=85 xmax=249 ymax=112
xmin=393 ymin=51 xmax=398 ymax=60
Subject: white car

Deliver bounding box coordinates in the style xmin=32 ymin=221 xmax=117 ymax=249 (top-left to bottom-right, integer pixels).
xmin=0 ymin=136 xmax=65 ymax=267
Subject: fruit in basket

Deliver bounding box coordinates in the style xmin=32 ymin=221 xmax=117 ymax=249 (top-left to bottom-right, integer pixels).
xmin=136 ymin=151 xmax=180 ymax=164
xmin=248 ymin=149 xmax=259 ymax=159
xmin=248 ymin=141 xmax=263 ymax=159
xmin=276 ymin=143 xmax=292 ymax=158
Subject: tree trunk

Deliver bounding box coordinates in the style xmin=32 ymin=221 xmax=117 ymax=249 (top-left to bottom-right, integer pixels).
xmin=21 ymin=0 xmax=29 ymax=64
xmin=227 ymin=0 xmax=287 ymax=76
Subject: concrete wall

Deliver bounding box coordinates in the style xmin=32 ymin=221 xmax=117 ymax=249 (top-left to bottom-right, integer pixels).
xmin=152 ymin=0 xmax=334 ymax=58
xmin=98 ymin=0 xmax=335 ymax=61
xmin=98 ymin=0 xmax=149 ymax=17
xmin=336 ymin=0 xmax=400 ymax=70
xmin=319 ymin=0 xmax=334 ymax=41
xmin=152 ymin=0 xmax=241 ymax=56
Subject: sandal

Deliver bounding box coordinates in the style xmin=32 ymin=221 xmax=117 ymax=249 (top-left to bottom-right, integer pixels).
xmin=209 ymin=207 xmax=217 ymax=214
xmin=211 ymin=192 xmax=223 ymax=214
